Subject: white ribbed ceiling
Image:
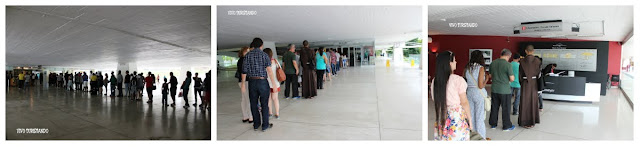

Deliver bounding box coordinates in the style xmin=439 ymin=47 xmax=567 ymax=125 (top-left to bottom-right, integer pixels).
xmin=6 ymin=6 xmax=211 ymax=69
xmin=428 ymin=5 xmax=633 ymax=41
xmin=217 ymin=6 xmax=422 ymax=50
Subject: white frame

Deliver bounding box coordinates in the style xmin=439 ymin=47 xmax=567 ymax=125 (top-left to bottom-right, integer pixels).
xmin=470 ymin=49 xmax=492 ymax=71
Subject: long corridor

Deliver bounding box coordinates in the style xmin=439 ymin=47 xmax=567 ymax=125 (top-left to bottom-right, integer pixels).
xmin=217 ymin=59 xmax=422 ymax=140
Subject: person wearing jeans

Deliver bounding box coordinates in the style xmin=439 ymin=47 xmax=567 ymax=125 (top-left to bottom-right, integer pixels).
xmin=330 ymin=49 xmax=337 ymax=75
xmin=510 ymin=53 xmax=522 ymax=115
xmin=512 ymin=87 xmax=521 ymax=115
xmin=242 ymin=38 xmax=276 ymax=132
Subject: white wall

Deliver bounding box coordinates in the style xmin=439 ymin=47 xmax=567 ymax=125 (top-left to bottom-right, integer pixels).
xmin=620 ymin=36 xmax=635 ymax=104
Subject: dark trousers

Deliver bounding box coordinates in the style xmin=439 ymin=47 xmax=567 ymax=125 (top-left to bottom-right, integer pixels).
xmin=182 ymin=89 xmax=190 ymax=106
xmin=111 ymin=85 xmax=116 ymax=96
xmin=18 ymin=80 xmax=24 ymax=88
xmin=147 ymin=88 xmax=153 ymax=101
xmin=194 ymin=89 xmax=202 ymax=104
xmin=316 ymin=70 xmax=325 ymax=89
xmin=162 ymin=93 xmax=168 ymax=104
xmin=249 ymin=79 xmax=270 ymax=129
xmin=284 ymin=74 xmax=299 ymax=97
xmin=118 ymin=82 xmax=123 ymax=96
xmin=170 ymin=88 xmax=177 ymax=103
xmin=489 ymin=93 xmax=513 ymax=129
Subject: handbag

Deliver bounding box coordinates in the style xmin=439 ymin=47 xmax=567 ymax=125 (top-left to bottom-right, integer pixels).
xmin=274 ymin=60 xmax=286 ymax=82
xmin=467 ymin=68 xmax=491 ymax=112
xmin=465 ymin=118 xmax=486 ymax=141
xmin=470 ymin=131 xmax=486 ymax=141
xmin=467 ymin=119 xmax=486 ymax=141
xmin=178 ymin=90 xmax=183 ymax=97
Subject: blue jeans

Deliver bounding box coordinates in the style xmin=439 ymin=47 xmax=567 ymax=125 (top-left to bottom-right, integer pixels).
xmin=512 ymin=87 xmax=521 ymax=113
xmin=331 ymin=63 xmax=337 ymax=75
xmin=124 ymin=83 xmax=130 ymax=96
xmin=249 ymin=79 xmax=270 ymax=130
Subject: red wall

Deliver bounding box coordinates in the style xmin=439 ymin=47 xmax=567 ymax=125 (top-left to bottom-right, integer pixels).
xmin=608 ymin=41 xmax=622 ymax=76
xmin=428 ymin=35 xmax=622 ymax=77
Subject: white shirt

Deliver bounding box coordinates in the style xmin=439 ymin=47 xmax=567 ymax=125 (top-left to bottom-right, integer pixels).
xmin=267 ymin=59 xmax=281 ymax=88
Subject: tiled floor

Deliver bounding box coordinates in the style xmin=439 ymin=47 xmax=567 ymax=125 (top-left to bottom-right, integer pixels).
xmin=217 ymin=59 xmax=422 ymax=140
xmin=6 ymin=84 xmax=211 ymax=140
xmin=428 ymin=87 xmax=634 ymax=140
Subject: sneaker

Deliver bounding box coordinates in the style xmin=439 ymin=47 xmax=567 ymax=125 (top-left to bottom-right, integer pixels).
xmin=261 ymin=123 xmax=274 ymax=132
xmin=490 ymin=125 xmax=497 ymax=129
xmin=285 ymin=97 xmax=290 ymax=99
xmin=293 ymin=96 xmax=301 ymax=99
xmin=503 ymin=125 xmax=516 ymax=131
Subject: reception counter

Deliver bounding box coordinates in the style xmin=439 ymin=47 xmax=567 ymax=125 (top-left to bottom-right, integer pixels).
xmin=541 ymin=76 xmax=601 ymax=102
xmin=620 ymin=71 xmax=634 ymax=104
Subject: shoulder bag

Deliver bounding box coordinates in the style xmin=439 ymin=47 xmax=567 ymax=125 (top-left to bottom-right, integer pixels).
xmin=467 ymin=67 xmax=491 ymax=113
xmin=274 ymin=60 xmax=286 ymax=82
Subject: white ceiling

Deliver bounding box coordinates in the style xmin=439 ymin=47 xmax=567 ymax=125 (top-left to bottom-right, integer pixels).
xmin=217 ymin=6 xmax=422 ymax=50
xmin=428 ymin=6 xmax=633 ymax=41
xmin=6 ymin=6 xmax=211 ymax=69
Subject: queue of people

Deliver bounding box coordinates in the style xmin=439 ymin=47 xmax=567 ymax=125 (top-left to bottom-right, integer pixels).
xmin=15 ymin=69 xmax=211 ymax=110
xmin=431 ymin=45 xmax=544 ymax=141
xmin=235 ymin=38 xmax=346 ymax=132
xmin=6 ymin=71 xmax=41 ymax=89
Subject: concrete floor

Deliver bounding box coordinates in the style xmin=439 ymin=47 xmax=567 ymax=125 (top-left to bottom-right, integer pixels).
xmin=6 ymin=84 xmax=211 ymax=140
xmin=428 ymin=87 xmax=634 ymax=140
xmin=217 ymin=58 xmax=422 ymax=140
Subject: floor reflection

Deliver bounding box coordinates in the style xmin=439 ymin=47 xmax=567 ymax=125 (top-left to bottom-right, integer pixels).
xmin=6 ymin=85 xmax=211 ymax=140
xmin=428 ymin=88 xmax=634 ymax=140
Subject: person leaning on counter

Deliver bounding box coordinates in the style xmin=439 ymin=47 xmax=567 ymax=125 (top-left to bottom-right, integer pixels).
xmin=542 ymin=63 xmax=558 ymax=76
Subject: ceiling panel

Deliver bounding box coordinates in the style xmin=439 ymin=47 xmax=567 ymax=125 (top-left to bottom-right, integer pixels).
xmin=6 ymin=6 xmax=211 ymax=68
xmin=428 ymin=5 xmax=633 ymax=41
xmin=217 ymin=6 xmax=422 ymax=50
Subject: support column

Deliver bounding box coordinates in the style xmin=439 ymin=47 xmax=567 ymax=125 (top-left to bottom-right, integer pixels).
xmin=263 ymin=41 xmax=277 ymax=58
xmin=117 ymin=62 xmax=130 ymax=73
xmin=393 ymin=42 xmax=405 ymax=66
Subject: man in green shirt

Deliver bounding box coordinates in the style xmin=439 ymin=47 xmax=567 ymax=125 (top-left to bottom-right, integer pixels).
xmin=510 ymin=53 xmax=521 ymax=115
xmin=282 ymin=44 xmax=300 ymax=99
xmin=488 ymin=49 xmax=515 ymax=131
